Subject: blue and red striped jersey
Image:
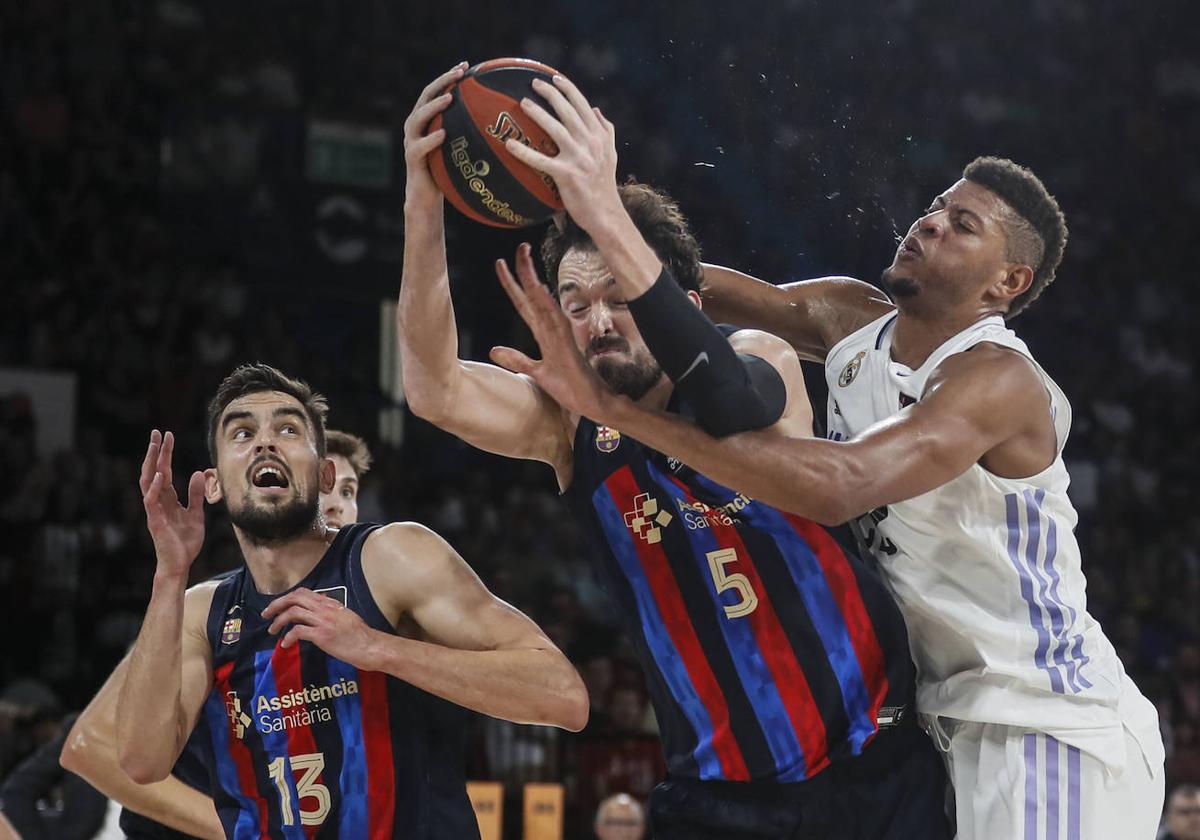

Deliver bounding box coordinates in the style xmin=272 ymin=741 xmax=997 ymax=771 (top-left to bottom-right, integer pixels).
xmin=565 ymin=415 xmax=915 ymax=783
xmin=200 ymin=524 xmax=479 ymax=840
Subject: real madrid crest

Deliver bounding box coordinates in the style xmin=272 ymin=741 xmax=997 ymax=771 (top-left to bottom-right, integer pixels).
xmin=221 ymin=605 xmax=242 ymax=645
xmin=838 ymin=351 xmax=867 ymax=387
xmin=595 ymin=425 xmax=621 ymax=453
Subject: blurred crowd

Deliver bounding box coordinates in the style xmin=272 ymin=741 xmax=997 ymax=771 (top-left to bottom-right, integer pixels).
xmin=2 ymin=0 xmax=1198 ymax=835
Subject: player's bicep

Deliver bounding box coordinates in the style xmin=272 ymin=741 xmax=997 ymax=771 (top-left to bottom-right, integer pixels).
xmin=839 ymin=358 xmax=1030 ymax=511
xmin=369 ymin=524 xmax=552 ymax=653
xmin=439 ymin=361 xmax=570 ymax=466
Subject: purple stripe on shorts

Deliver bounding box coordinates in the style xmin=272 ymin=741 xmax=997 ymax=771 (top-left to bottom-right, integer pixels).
xmin=1006 ymin=493 xmax=1064 ymax=693
xmin=1067 ymin=746 xmax=1081 ymax=840
xmin=1025 ymin=733 xmax=1039 ymax=840
xmin=1046 ymin=735 xmax=1060 ymax=840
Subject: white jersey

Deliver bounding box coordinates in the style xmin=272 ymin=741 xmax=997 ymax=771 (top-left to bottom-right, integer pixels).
xmin=824 ymin=311 xmax=1161 ymax=770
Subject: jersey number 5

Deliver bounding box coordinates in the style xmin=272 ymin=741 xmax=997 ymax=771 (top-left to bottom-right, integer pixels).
xmin=706 ymin=548 xmax=759 ymax=619
xmin=268 ymin=753 xmax=331 ymax=827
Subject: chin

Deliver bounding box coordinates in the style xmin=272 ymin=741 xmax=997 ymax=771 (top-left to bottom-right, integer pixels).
xmin=880 ymin=268 xmax=920 ymax=300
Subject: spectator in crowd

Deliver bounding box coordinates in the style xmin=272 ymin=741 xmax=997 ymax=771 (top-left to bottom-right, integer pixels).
xmin=593 ymin=793 xmax=646 ymax=840
xmin=1162 ymin=784 xmax=1200 ymax=840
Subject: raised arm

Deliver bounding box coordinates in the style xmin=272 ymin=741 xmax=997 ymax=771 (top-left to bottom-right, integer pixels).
xmin=700 ymin=265 xmax=895 ymax=362
xmin=61 ymin=654 xmax=224 ymax=839
xmin=116 ymin=431 xmax=215 ymax=784
xmin=398 ymin=66 xmax=571 ymax=475
xmin=261 ymin=523 xmax=588 ymax=731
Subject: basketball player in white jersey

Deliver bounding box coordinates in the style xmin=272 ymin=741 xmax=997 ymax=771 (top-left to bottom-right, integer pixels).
xmin=493 ymin=93 xmax=1164 ymax=840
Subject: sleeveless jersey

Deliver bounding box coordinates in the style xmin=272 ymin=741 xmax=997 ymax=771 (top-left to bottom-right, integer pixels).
xmin=201 ymin=523 xmax=478 ymax=839
xmin=565 ymin=408 xmax=915 ymax=783
xmin=824 ymin=312 xmax=1159 ymax=767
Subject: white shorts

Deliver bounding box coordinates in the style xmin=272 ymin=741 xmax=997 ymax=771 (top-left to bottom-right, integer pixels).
xmin=932 ymin=718 xmax=1163 ymax=840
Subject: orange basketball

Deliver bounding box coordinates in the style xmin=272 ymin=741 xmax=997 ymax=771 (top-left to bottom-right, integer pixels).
xmin=429 ymin=58 xmax=564 ymax=229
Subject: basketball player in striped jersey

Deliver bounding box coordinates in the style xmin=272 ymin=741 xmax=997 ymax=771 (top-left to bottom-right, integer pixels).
xmin=402 ymin=68 xmax=949 ymax=838
xmin=495 ymin=77 xmax=1165 ymax=839
xmin=61 ymin=428 xmax=376 ymax=839
xmin=115 ymin=364 xmax=587 ymax=838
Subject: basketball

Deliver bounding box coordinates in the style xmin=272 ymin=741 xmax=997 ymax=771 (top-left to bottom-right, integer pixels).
xmin=429 ymin=58 xmax=564 ymax=228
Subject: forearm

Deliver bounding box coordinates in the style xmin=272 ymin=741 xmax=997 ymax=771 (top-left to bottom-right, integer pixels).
xmin=607 ymin=397 xmax=858 ymax=524
xmin=63 ymin=707 xmax=223 ymax=839
xmin=588 ymin=211 xmax=663 ymax=299
xmin=116 ymin=572 xmax=189 ymax=782
xmin=367 ymin=632 xmax=587 ymax=731
xmin=398 ymin=201 xmax=463 ymax=417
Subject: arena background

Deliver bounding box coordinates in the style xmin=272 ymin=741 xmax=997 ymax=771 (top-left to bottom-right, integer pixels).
xmin=2 ymin=0 xmax=1198 ymax=837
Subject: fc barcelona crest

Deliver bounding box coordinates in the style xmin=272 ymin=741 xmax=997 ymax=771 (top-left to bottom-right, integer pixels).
xmin=595 ymin=425 xmax=621 ymax=453
xmin=221 ymin=606 xmax=242 ymax=645
xmin=838 ymin=351 xmax=867 ymax=387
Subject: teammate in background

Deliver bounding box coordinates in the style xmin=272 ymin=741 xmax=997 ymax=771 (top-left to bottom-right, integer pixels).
xmin=488 ymin=72 xmax=1164 ymax=839
xmin=401 ymin=66 xmax=949 ymax=838
xmin=114 ymin=364 xmax=587 ymax=838
xmin=61 ymin=427 xmax=376 ymax=839
xmin=592 ymin=793 xmax=645 ymax=840
xmin=1163 ymin=785 xmax=1200 ymax=840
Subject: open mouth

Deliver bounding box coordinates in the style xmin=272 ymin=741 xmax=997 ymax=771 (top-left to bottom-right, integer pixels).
xmin=899 ymin=237 xmax=922 ymax=257
xmin=250 ymin=462 xmax=290 ymax=490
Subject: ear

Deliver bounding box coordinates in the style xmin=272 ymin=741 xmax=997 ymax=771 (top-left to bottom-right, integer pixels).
xmin=319 ymin=457 xmax=336 ymax=494
xmin=204 ymin=468 xmax=223 ymax=504
xmin=991 ymin=263 xmax=1033 ymax=307
xmin=686 ymin=289 xmax=702 ymax=309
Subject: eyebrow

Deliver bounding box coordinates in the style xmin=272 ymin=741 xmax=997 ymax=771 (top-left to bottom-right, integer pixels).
xmin=557 ymin=277 xmax=616 ymax=296
xmin=221 ymin=406 xmax=309 ymax=432
xmin=930 ymin=196 xmax=987 ymax=227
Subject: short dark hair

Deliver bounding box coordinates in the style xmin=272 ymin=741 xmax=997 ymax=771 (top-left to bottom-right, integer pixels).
xmin=325 ymin=429 xmax=372 ymax=478
xmin=206 ymin=363 xmax=328 ymax=463
xmin=962 ymin=156 xmax=1068 ymax=318
xmin=541 ymin=180 xmax=702 ymax=293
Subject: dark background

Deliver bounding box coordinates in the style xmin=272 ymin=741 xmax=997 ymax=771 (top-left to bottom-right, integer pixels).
xmin=2 ymin=0 xmax=1198 ymax=835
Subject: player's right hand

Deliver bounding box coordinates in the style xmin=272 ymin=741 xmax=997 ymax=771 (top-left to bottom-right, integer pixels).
xmin=402 ymin=63 xmax=467 ymax=209
xmin=139 ymin=429 xmax=207 ymax=578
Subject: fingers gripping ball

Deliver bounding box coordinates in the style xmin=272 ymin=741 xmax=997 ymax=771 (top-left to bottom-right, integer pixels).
xmin=429 ymin=58 xmax=564 ymax=228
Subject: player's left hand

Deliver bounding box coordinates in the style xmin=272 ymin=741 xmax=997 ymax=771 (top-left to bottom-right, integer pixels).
xmin=263 ymin=588 xmax=380 ymax=669
xmin=503 ymin=74 xmax=622 ymax=235
xmin=490 ymin=243 xmax=620 ymax=425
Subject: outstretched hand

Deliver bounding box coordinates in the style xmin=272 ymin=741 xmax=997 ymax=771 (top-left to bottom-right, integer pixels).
xmin=490 ymin=243 xmax=619 ymax=425
xmin=139 ymin=429 xmax=207 ymax=578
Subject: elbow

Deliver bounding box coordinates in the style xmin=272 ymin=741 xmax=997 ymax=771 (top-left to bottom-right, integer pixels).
xmin=805 ymin=467 xmax=861 ymax=527
xmin=117 ymin=744 xmax=169 ymax=785
xmin=553 ymin=668 xmax=590 ymax=733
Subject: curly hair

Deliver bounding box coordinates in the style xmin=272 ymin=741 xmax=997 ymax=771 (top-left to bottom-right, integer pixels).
xmin=540 ymin=180 xmax=702 ymax=293
xmin=963 ymin=156 xmax=1068 ymax=318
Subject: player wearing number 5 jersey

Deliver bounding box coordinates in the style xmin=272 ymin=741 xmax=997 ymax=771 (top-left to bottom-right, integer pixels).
xmin=115 ymin=363 xmax=588 ymax=839
xmin=399 ymin=67 xmax=949 ymax=838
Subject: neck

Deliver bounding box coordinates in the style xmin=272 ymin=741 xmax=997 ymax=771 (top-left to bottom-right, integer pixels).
xmin=634 ymin=375 xmax=675 ymax=412
xmin=235 ymin=523 xmax=334 ymax=595
xmin=890 ymin=304 xmax=1002 ymax=369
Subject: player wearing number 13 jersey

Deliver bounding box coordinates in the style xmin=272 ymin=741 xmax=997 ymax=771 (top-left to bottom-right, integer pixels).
xmin=200 ymin=522 xmax=471 ymax=838
xmin=115 ymin=364 xmax=588 ymax=840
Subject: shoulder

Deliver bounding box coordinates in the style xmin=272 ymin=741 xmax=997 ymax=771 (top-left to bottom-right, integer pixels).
xmin=728 ymin=328 xmax=801 ymax=369
xmin=360 ymin=522 xmax=462 ymax=609
xmin=182 ymin=577 xmax=226 ymax=647
xmin=922 ymin=342 xmax=1051 ymax=432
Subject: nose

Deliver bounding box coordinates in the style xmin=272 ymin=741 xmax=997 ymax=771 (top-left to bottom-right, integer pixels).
xmin=917 ymin=210 xmax=944 ymax=238
xmin=588 ymin=302 xmax=614 ymax=337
